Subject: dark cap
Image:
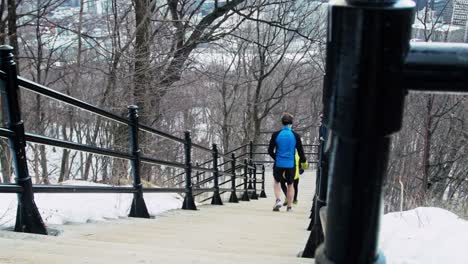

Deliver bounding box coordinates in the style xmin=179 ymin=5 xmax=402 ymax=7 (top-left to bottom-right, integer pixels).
xmin=281 ymin=113 xmax=293 ymax=125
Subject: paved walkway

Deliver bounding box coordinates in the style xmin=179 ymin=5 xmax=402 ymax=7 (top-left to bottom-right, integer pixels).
xmin=0 ymin=170 xmax=316 ymax=263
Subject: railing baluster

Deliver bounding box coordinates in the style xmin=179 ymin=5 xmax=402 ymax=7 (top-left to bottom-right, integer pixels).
xmin=228 ymin=153 xmax=239 ymax=203
xmin=195 ymin=162 xmax=200 ymax=184
xmin=211 ymin=144 xmax=223 ymax=205
xmin=248 ymin=141 xmax=254 ymax=189
xmin=259 ymin=165 xmax=267 ymax=198
xmin=182 ymin=131 xmax=197 ymax=210
xmin=128 ymin=105 xmax=149 ymax=218
xmin=303 ymin=123 xmax=329 ymax=257
xmin=250 ymin=161 xmax=258 ymax=200
xmin=0 ymin=46 xmax=47 ymax=234
xmin=241 ymin=159 xmax=250 ymax=201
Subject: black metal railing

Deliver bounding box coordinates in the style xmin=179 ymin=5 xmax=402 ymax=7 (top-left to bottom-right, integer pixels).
xmin=301 ymin=1 xmax=468 ymax=263
xmin=0 ymin=46 xmax=264 ymax=235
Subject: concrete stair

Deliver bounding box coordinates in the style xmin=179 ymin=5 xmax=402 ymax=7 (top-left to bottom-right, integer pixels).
xmin=0 ymin=169 xmax=316 ymax=264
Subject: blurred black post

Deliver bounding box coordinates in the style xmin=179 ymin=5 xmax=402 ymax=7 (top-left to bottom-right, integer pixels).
xmin=303 ymin=122 xmax=329 ymax=256
xmin=313 ymin=0 xmax=415 ymax=262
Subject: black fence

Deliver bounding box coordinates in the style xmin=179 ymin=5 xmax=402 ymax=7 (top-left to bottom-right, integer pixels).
xmin=249 ymin=142 xmax=319 ymax=165
xmin=301 ymin=0 xmax=468 ymax=263
xmin=0 ymin=46 xmax=266 ymax=235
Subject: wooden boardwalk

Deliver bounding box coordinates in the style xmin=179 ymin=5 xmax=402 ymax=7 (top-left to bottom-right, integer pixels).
xmin=0 ymin=170 xmax=316 ymax=263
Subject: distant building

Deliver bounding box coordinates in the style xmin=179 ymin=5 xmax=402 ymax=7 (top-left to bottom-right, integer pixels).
xmin=63 ymin=0 xmax=79 ymax=7
xmin=59 ymin=0 xmax=112 ymax=15
xmin=412 ymin=20 xmax=466 ymax=42
xmin=432 ymin=0 xmax=453 ymax=23
xmin=451 ymin=0 xmax=468 ymax=26
xmin=200 ymin=0 xmax=227 ymax=16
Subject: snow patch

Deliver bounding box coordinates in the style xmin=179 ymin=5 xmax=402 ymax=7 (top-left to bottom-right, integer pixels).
xmin=0 ymin=180 xmax=182 ymax=228
xmin=381 ymin=207 xmax=468 ymax=264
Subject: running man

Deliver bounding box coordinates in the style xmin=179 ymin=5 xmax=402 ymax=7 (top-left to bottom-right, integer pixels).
xmin=268 ymin=113 xmax=307 ymax=212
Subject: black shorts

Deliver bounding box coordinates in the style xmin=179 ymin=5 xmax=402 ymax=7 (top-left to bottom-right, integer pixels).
xmin=273 ymin=166 xmax=295 ymax=185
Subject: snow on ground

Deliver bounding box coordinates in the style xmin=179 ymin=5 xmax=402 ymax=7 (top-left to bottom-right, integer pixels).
xmin=380 ymin=207 xmax=468 ymax=264
xmin=0 ymin=180 xmax=182 ymax=228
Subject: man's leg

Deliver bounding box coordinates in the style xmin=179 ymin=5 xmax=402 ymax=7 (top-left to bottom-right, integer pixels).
xmin=272 ymin=167 xmax=284 ymax=211
xmin=280 ymin=178 xmax=288 ymax=197
xmin=287 ymin=183 xmax=295 ymax=207
xmin=294 ymin=179 xmax=299 ymax=202
xmin=285 ymin=168 xmax=295 ymax=208
xmin=274 ymin=180 xmax=283 ymax=200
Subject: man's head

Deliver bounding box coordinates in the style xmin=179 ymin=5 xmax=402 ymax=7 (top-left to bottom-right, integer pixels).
xmin=281 ymin=113 xmax=294 ymax=126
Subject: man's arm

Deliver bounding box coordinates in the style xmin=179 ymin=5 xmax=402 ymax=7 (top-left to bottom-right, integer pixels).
xmin=268 ymin=132 xmax=279 ymax=160
xmin=294 ymin=132 xmax=307 ymax=164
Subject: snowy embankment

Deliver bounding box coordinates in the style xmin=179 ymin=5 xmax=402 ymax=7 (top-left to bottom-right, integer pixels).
xmin=0 ymin=180 xmax=183 ymax=227
xmin=381 ymin=207 xmax=468 ymax=264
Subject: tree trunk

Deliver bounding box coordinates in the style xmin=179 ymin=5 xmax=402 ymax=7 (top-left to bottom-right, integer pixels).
xmin=58 ymin=123 xmax=71 ymax=183
xmin=32 ymin=145 xmax=40 ymax=183
xmin=39 ymin=144 xmax=48 ymax=183
xmin=0 ymin=84 xmax=12 ymax=182
xmin=133 ymin=0 xmax=153 ymax=181
xmin=0 ymin=140 xmax=12 ymax=183
xmin=421 ymin=95 xmax=434 ymax=202
xmin=7 ymin=0 xmax=18 ymax=58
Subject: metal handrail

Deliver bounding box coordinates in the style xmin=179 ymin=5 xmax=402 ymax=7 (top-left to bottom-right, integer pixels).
xmin=0 ymin=127 xmax=14 ymax=138
xmin=224 ymin=144 xmax=248 ymax=155
xmin=0 ymin=46 xmax=265 ymax=235
xmin=140 ymin=156 xmax=186 ymax=169
xmin=0 ymin=184 xmax=23 ymax=193
xmin=24 ymin=133 xmax=133 ymax=160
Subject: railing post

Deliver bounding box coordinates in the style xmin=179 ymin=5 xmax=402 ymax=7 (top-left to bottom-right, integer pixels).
xmin=241 ymin=159 xmax=250 ymax=201
xmin=195 ymin=162 xmax=200 ymax=184
xmin=313 ymin=0 xmax=414 ymax=262
xmin=259 ymin=165 xmax=267 ymax=198
xmin=228 ymin=153 xmax=239 ymax=203
xmin=0 ymin=45 xmax=47 ymax=235
xmin=250 ymin=161 xmax=258 ymax=199
xmin=128 ymin=105 xmax=150 ymax=218
xmin=248 ymin=142 xmax=253 ymax=190
xmin=182 ymin=131 xmax=197 ymax=210
xmin=211 ymin=144 xmax=223 ymax=205
xmin=303 ymin=123 xmax=329 ymax=257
